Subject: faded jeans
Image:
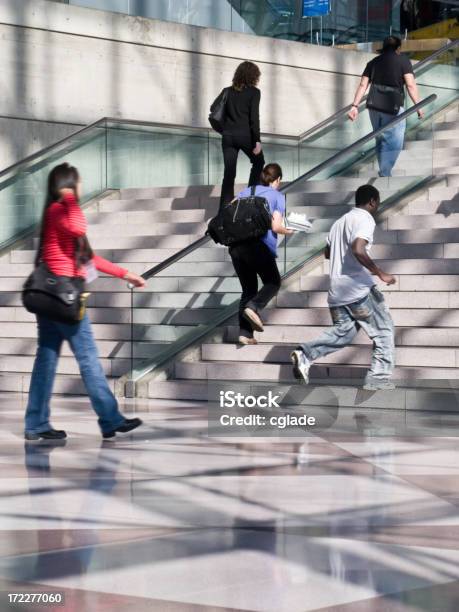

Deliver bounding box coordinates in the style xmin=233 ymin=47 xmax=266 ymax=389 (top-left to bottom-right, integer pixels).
xmin=369 ymin=107 xmax=406 ymax=177
xmin=25 ymin=315 xmax=126 ymax=435
xmin=300 ymin=286 xmax=395 ymax=383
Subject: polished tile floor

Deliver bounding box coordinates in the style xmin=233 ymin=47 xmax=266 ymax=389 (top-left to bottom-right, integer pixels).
xmin=1 ymin=393 xmax=459 ymax=611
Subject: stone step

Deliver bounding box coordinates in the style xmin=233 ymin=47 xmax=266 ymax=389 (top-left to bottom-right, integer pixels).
xmin=0 ymin=372 xmax=116 ymax=396
xmin=119 ymin=184 xmax=233 ymax=199
xmin=401 ymin=200 xmax=459 ymax=216
xmin=0 ymin=355 xmax=130 ymax=377
xmin=425 ymin=186 xmax=458 ymax=201
xmin=261 ymin=308 xmax=459 ymax=327
xmin=277 ymin=291 xmax=458 ymax=309
xmin=322 ymin=258 xmax=459 ymax=275
xmin=384 ymin=213 xmax=459 ymax=230
xmin=0 ymin=305 xmax=216 ymax=325
xmin=11 ymin=247 xmax=227 ymax=265
xmin=225 ymin=325 xmax=459 ymax=346
xmin=201 ymin=342 xmax=459 ymax=368
xmin=299 ymin=274 xmax=459 ymax=292
xmin=146 ymin=379 xmax=459 ymax=411
xmin=0 ymin=338 xmax=169 ymax=359
xmin=175 ymin=361 xmax=459 ymax=382
xmin=86 ymin=209 xmax=208 ymax=225
xmin=1 ymin=304 xmax=456 ymax=328
xmin=96 ymin=196 xmax=218 ymax=214
xmin=287 ymin=176 xmax=414 ymax=192
xmin=86 ymin=221 xmax=208 ymax=238
xmin=283 ymin=190 xmax=398 ymax=206
xmin=32 ymin=234 xmax=198 ymax=251
xmin=0 ymin=320 xmax=189 ymax=341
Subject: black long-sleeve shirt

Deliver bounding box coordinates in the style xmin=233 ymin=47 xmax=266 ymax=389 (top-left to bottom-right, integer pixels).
xmin=222 ymin=86 xmax=261 ymax=146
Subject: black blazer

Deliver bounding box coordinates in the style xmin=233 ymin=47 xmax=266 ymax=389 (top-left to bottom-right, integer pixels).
xmin=221 ymin=86 xmax=261 ymax=146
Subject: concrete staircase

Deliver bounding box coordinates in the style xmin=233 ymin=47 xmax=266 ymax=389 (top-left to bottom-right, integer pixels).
xmin=0 ymin=105 xmax=457 ymax=409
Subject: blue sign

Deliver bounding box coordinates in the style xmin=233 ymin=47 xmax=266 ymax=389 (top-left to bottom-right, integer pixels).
xmin=302 ymin=0 xmax=330 ymax=17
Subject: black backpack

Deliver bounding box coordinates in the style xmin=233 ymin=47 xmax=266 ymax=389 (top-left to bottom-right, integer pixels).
xmin=209 ymin=88 xmax=229 ymax=134
xmin=207 ymin=186 xmax=272 ymax=247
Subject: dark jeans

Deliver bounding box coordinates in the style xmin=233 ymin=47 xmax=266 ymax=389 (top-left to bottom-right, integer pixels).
xmin=229 ymin=240 xmax=281 ymax=338
xmin=25 ymin=314 xmax=126 ymax=435
xmin=220 ymin=132 xmax=265 ymax=208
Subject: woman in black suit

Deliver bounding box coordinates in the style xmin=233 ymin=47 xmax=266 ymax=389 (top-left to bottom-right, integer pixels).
xmin=218 ymin=61 xmax=265 ymax=208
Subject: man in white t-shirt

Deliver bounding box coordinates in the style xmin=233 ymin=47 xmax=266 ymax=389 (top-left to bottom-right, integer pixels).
xmin=291 ymin=185 xmax=396 ymax=391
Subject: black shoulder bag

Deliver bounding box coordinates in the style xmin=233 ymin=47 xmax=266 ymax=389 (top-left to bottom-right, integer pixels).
xmin=22 ymin=240 xmax=90 ymax=324
xmin=209 ymin=88 xmax=229 ymax=134
xmin=366 ymin=62 xmax=404 ymax=116
xmin=206 ymin=186 xmax=272 ymax=247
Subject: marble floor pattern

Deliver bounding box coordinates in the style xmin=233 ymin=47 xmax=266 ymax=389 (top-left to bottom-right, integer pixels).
xmin=0 ymin=393 xmax=459 ymax=611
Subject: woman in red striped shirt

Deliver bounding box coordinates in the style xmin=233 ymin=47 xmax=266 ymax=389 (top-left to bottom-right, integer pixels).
xmin=25 ymin=163 xmax=146 ymax=440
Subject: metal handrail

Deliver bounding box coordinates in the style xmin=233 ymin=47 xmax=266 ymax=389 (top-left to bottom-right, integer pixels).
xmin=137 ymin=94 xmax=436 ymax=283
xmin=297 ymin=38 xmax=458 ymax=142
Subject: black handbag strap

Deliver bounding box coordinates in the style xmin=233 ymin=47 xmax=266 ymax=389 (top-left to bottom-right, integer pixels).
xmin=250 ymin=185 xmax=257 ymax=197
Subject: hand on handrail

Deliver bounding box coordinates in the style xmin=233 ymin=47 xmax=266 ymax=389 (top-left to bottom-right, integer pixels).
xmin=124 ymin=271 xmax=146 ymax=289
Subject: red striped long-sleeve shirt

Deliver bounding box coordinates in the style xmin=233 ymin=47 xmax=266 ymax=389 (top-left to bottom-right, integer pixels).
xmin=41 ymin=193 xmax=128 ymax=279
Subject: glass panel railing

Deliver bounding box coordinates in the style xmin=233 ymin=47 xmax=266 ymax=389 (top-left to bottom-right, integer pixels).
xmin=127 ymin=96 xmax=438 ymax=389
xmin=106 ymin=122 xmax=299 ymax=190
xmin=0 ymin=121 xmax=107 ymax=251
xmin=0 ymin=120 xmax=299 ymax=251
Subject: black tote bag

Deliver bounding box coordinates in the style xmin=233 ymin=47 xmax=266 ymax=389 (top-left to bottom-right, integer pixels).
xmin=209 ymin=88 xmax=229 ymax=134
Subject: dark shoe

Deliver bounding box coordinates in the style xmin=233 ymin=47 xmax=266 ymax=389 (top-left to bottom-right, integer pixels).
xmin=238 ymin=335 xmax=258 ymax=345
xmin=242 ymin=307 xmax=264 ymax=332
xmin=102 ymin=418 xmax=143 ymax=439
xmin=25 ymin=429 xmax=67 ymax=441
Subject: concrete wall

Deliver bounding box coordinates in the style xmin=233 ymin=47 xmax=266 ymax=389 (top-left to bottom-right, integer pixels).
xmin=0 ymin=0 xmax=375 ymax=170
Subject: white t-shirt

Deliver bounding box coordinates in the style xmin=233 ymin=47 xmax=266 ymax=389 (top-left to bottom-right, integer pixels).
xmin=327 ymin=208 xmax=376 ymax=307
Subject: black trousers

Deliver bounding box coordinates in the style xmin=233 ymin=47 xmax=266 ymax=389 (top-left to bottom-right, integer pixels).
xmin=220 ymin=132 xmax=265 ymax=208
xmin=229 ymin=240 xmax=281 ymax=338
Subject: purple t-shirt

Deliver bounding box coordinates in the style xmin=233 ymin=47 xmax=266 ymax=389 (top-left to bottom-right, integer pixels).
xmin=237 ymin=185 xmax=286 ymax=257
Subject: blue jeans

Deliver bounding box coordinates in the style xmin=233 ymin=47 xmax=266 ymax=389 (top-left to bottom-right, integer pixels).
xmin=369 ymin=107 xmax=406 ymax=177
xmin=300 ymin=287 xmax=395 ymax=382
xmin=25 ymin=315 xmax=126 ymax=435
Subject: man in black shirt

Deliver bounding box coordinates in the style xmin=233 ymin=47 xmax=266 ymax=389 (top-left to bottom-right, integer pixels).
xmin=348 ymin=36 xmax=423 ymax=177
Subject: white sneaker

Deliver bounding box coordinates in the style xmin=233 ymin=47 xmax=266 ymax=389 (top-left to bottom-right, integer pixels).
xmin=363 ymin=380 xmax=396 ymax=391
xmin=290 ymin=350 xmax=311 ymax=384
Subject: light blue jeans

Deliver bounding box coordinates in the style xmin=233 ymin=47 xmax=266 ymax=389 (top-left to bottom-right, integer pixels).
xmin=300 ymin=286 xmax=395 ymax=383
xmin=369 ymin=107 xmax=406 ymax=177
xmin=25 ymin=315 xmax=126 ymax=435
